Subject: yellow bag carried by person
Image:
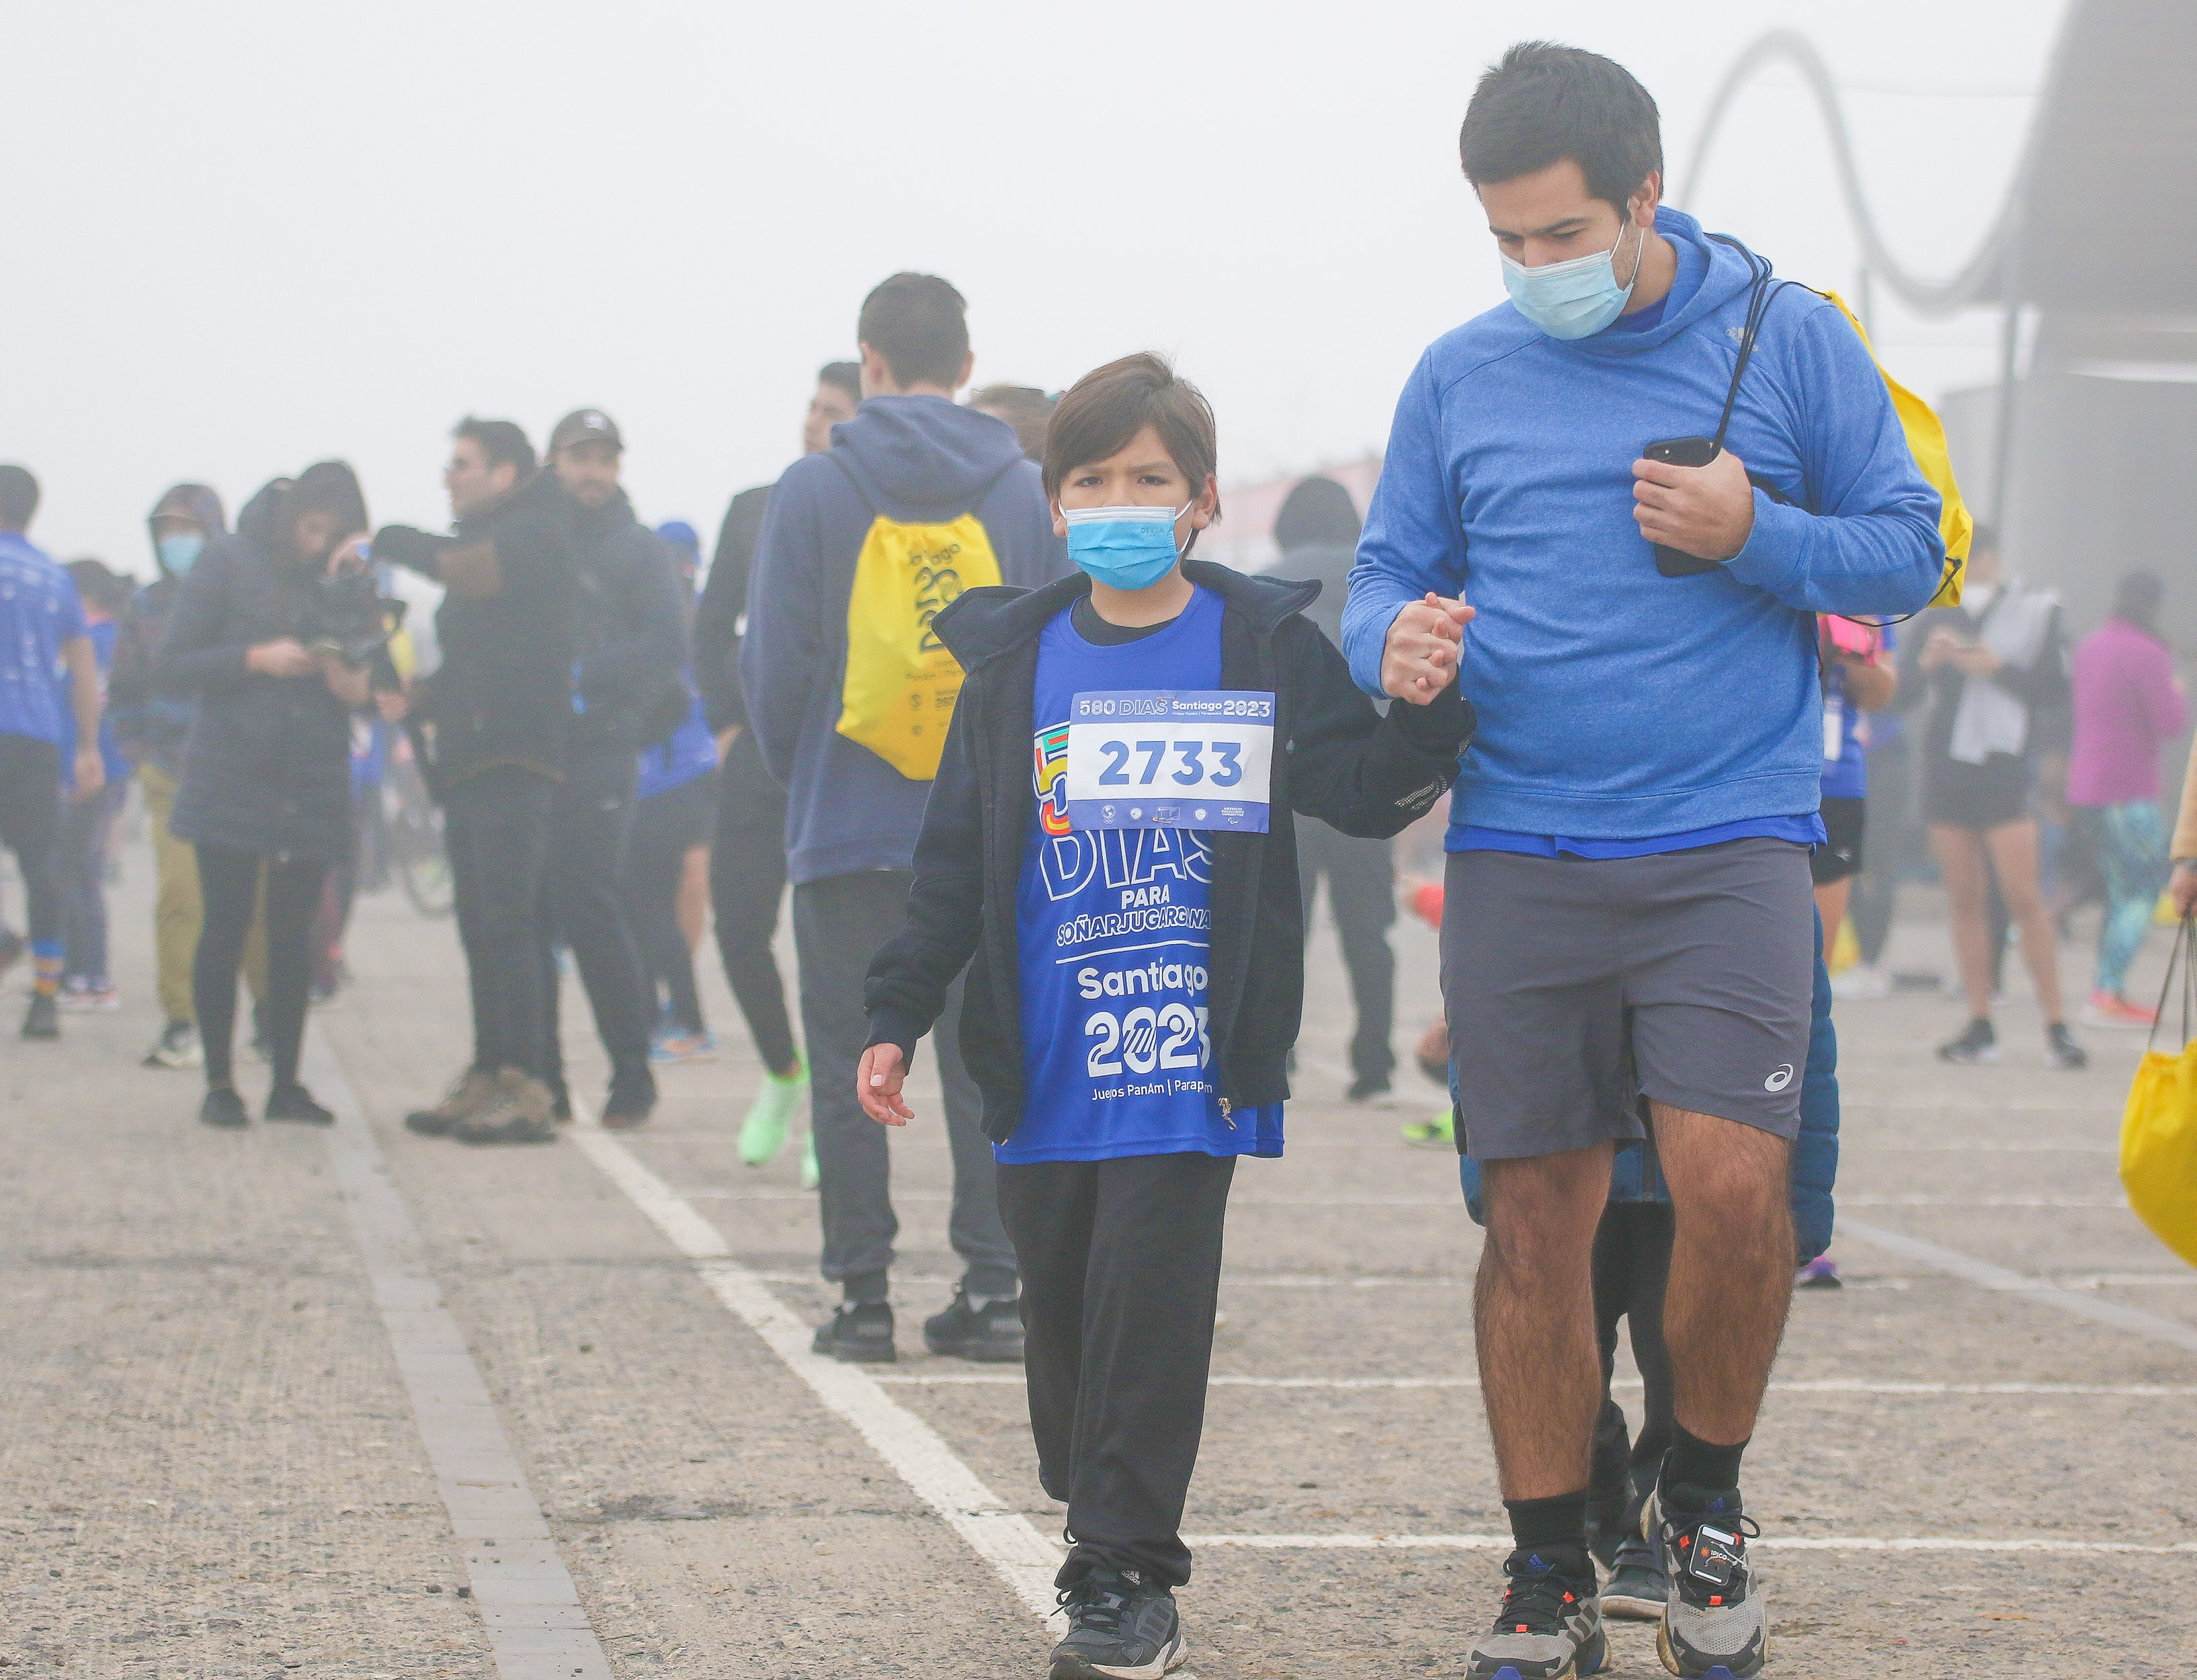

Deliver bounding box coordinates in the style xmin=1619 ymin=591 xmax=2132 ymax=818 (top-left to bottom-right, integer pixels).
xmin=1822 ymin=290 xmax=1971 ymax=609
xmin=2121 ymin=921 xmax=2197 ymax=1270
xmin=837 ymin=511 xmax=1002 ymax=781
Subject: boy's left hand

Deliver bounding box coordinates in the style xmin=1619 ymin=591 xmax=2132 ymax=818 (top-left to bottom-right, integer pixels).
xmin=857 ymin=1044 xmax=913 ymax=1126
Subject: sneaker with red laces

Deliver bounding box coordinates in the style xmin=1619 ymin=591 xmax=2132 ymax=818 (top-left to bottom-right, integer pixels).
xmin=2081 ymin=989 xmax=2157 ymax=1030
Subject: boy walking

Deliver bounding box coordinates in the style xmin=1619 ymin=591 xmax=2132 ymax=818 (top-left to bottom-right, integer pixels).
xmin=858 ymin=355 xmax=1471 ymax=1679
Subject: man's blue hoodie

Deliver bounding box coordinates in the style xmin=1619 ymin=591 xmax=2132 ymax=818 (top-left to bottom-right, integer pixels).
xmin=1341 ymin=208 xmax=1944 ymax=843
xmin=741 ymin=395 xmax=1067 ymax=883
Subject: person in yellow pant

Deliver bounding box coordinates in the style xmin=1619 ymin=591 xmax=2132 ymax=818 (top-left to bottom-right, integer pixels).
xmin=110 ymin=485 xmax=266 ymax=1068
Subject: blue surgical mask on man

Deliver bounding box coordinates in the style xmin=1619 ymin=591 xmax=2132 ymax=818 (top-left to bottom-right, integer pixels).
xmin=158 ymin=533 xmax=204 ymax=575
xmin=1061 ymin=503 xmax=1189 ymax=592
xmin=1501 ymin=217 xmax=1646 ymax=341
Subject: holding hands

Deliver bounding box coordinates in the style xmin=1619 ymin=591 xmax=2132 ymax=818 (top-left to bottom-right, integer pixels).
xmin=1381 ymin=592 xmax=1475 ymax=704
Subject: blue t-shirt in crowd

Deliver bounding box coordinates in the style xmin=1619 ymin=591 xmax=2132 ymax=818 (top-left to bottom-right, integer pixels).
xmin=56 ymin=618 xmax=127 ymax=791
xmin=1819 ymin=622 xmax=1896 ymax=801
xmin=1005 ymin=585 xmax=1283 ymax=1165
xmin=0 ymin=531 xmax=86 ymax=746
xmin=637 ymin=684 xmax=717 ymax=801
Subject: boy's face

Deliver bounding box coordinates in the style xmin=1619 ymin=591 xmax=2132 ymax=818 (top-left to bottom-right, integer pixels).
xmin=1052 ymin=423 xmax=1217 ymax=557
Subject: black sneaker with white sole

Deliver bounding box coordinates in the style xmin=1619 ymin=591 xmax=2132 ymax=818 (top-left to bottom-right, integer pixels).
xmin=811 ymin=1301 xmax=896 ymax=1363
xmin=1466 ymin=1545 xmax=1604 ymax=1679
xmin=1600 ymin=1530 xmax=1669 ymax=1621
xmin=1936 ymin=1017 xmax=1997 ymax=1064
xmin=923 ymin=1288 xmax=1024 ymax=1361
xmin=1050 ymin=1566 xmax=1186 ymax=1680
xmin=265 ymin=1083 xmax=335 ymax=1126
xmin=1649 ymin=1482 xmax=1765 ymax=1679
xmin=2045 ymin=1022 xmax=2088 ymax=1070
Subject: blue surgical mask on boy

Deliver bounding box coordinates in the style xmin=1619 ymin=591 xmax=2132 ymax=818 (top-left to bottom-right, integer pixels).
xmin=158 ymin=533 xmax=205 ymax=575
xmin=1500 ymin=217 xmax=1645 ymax=341
xmin=1061 ymin=503 xmax=1189 ymax=591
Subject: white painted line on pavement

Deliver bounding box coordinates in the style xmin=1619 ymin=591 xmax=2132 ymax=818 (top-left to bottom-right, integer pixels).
xmin=1839 ymin=1217 xmax=2197 ymax=1356
xmin=304 ymin=1029 xmax=614 ymax=1680
xmin=1184 ymin=1533 xmax=2197 ymax=1555
xmin=564 ymin=1114 xmax=1063 ymax=1623
xmin=874 ymin=1373 xmax=2197 ymax=1396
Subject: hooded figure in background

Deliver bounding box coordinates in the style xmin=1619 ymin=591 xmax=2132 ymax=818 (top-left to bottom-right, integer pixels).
xmin=110 ymin=482 xmax=267 ymax=1068
xmin=159 ymin=462 xmax=392 ymax=1130
xmin=1272 ymin=475 xmax=1401 ymax=1101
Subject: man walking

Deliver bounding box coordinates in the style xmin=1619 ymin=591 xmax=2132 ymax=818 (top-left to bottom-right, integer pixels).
xmin=539 ymin=407 xmax=686 ymax=1127
xmin=376 ymin=420 xmax=581 ymax=1145
xmin=694 ymin=360 xmax=862 ymax=1169
xmin=0 ymin=464 xmax=106 ymax=1040
xmin=742 ymin=275 xmax=1063 ymax=1361
xmin=1341 ymin=44 xmax=1944 ymax=1679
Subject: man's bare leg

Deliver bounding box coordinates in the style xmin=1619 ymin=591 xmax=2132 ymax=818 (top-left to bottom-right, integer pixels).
xmin=1651 ymin=1103 xmax=1794 ymax=1454
xmin=1474 ymin=1142 xmax=1614 ymax=1497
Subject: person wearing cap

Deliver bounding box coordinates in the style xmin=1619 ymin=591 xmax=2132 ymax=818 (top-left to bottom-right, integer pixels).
xmin=536 ymin=407 xmax=688 ymax=1128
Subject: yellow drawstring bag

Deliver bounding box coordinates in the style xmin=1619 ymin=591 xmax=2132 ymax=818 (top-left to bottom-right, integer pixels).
xmin=1821 ymin=291 xmax=1971 ymax=610
xmin=837 ymin=511 xmax=1002 ymax=782
xmin=2121 ymin=920 xmax=2197 ymax=1269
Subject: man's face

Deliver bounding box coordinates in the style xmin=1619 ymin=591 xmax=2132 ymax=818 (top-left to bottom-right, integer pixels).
xmin=1479 ymin=156 xmax=1648 ymax=275
xmin=151 ymin=513 xmax=206 ymax=544
xmin=552 ymin=437 xmax=622 ymax=507
xmin=446 ymin=437 xmax=517 ymax=522
xmin=802 ymin=382 xmax=859 ymax=455
xmin=292 ymin=509 xmax=343 ymax=565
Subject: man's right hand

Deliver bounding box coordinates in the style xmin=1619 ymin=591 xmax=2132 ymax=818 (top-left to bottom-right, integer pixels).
xmin=856 ymin=1043 xmax=913 ymax=1127
xmin=1381 ymin=592 xmax=1475 ymax=704
xmin=247 ymin=638 xmax=317 ymax=678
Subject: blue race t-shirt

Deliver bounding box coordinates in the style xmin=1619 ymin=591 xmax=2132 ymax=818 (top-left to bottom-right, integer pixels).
xmin=0 ymin=532 xmax=86 ymax=746
xmin=1819 ymin=623 xmax=1895 ymax=800
xmin=1005 ymin=585 xmax=1283 ymax=1165
xmin=637 ymin=683 xmax=717 ymax=801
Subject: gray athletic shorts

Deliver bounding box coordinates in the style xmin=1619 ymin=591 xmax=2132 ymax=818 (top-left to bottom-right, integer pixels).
xmin=1441 ymin=838 xmax=1814 ymax=1161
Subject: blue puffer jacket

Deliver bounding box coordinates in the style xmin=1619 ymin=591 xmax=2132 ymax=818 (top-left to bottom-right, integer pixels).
xmin=1458 ymin=911 xmax=1838 ymax=1264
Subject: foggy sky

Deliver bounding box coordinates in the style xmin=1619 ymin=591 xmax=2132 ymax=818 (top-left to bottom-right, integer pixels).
xmin=3 ymin=0 xmax=2064 ymax=574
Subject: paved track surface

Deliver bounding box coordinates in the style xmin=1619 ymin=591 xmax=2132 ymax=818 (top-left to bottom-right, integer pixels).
xmin=4 ymin=838 xmax=2194 ymax=1677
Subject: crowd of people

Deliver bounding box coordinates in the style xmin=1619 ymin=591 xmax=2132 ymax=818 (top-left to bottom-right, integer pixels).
xmin=3 ymin=38 xmax=2192 ymax=1680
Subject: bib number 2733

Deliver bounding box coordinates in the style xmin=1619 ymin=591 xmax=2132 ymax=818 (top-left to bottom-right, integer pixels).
xmin=1065 ymin=689 xmax=1275 ymax=833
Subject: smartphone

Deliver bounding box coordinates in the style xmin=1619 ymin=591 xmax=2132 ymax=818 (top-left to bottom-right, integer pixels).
xmin=1643 ymin=435 xmax=1723 ymax=577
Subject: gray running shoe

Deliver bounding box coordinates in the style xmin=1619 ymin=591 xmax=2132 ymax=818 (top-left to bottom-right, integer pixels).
xmin=1600 ymin=1531 xmax=1669 ymax=1622
xmin=1050 ymin=1566 xmax=1186 ymax=1680
xmin=1467 ymin=1547 xmax=1604 ymax=1679
xmin=453 ymin=1068 xmax=559 ymax=1146
xmin=144 ymin=1020 xmax=203 ymax=1070
xmin=406 ymin=1066 xmax=499 ymax=1136
xmin=1649 ymin=1484 xmax=1766 ymax=1678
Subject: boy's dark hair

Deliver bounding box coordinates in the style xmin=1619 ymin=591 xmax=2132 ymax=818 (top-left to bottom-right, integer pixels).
xmin=817 ymin=360 xmax=863 ymax=403
xmin=67 ymin=558 xmax=131 ymax=615
xmin=453 ymin=417 xmax=536 ymax=479
xmin=1043 ymin=354 xmax=1220 ymax=526
xmin=857 ymin=273 xmax=970 ymax=390
xmin=969 ymin=384 xmax=1056 ymax=463
xmin=1459 ymin=42 xmax=1662 ymax=215
xmin=0 ymin=464 xmax=40 ymax=530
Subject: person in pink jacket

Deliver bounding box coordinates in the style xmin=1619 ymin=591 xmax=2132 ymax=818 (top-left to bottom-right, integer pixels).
xmin=2069 ymin=571 xmax=2187 ymax=1026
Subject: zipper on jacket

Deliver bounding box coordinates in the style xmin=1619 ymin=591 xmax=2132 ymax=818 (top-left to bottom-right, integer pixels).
xmin=1218 ymin=1096 xmax=1235 ymax=1130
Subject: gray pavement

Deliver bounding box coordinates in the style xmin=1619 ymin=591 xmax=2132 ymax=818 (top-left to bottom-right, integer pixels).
xmin=3 ymin=833 xmax=2194 ymax=1677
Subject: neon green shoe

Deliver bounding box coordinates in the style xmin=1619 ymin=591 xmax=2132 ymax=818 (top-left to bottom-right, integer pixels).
xmin=800 ymin=1128 xmax=821 ymax=1191
xmin=739 ymin=1056 xmax=806 ymax=1167
xmin=1401 ymin=1106 xmax=1455 ymax=1148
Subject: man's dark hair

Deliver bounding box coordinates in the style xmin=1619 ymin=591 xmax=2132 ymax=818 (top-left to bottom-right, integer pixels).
xmin=2115 ymin=569 xmax=2165 ymax=638
xmin=1044 ymin=354 xmax=1220 ymax=532
xmin=67 ymin=558 xmax=131 ymax=616
xmin=969 ymin=384 xmax=1056 ymax=463
xmin=0 ymin=464 xmax=40 ymax=530
xmin=817 ymin=361 xmax=862 ymax=403
xmin=857 ymin=273 xmax=970 ymax=390
xmin=453 ymin=417 xmax=536 ymax=479
xmin=1274 ymin=474 xmax=1362 ymax=554
xmin=1459 ymin=42 xmax=1662 ymax=215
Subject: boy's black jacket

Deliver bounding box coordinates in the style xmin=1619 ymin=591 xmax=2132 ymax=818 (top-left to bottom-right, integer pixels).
xmin=864 ymin=559 xmax=1474 ymax=1144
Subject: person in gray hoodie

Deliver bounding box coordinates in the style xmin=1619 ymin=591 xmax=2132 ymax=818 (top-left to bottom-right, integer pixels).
xmin=741 ymin=272 xmax=1067 ymax=1363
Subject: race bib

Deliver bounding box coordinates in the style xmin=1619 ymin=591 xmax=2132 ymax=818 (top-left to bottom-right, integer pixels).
xmin=1065 ymin=689 xmax=1275 ymax=833
xmin=1823 ymin=696 xmax=1843 ymax=761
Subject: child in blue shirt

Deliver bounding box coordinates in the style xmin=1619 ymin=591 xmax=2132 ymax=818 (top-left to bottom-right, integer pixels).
xmin=858 ymin=354 xmax=1472 ymax=1680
